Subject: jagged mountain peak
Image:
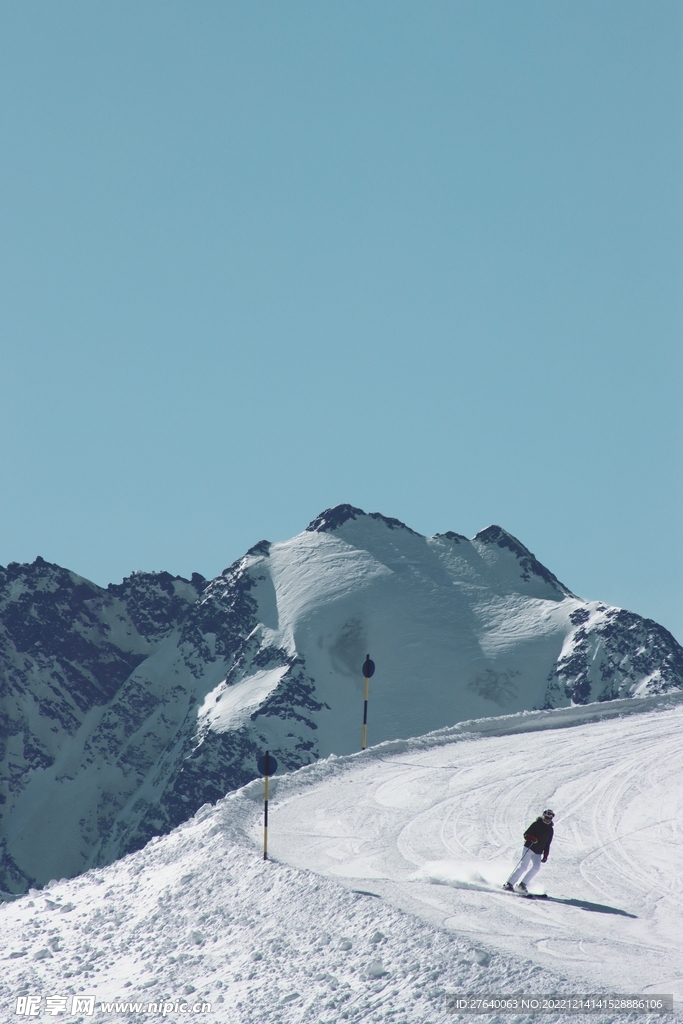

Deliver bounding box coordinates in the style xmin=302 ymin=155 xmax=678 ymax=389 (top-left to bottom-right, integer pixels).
xmin=0 ymin=554 xmax=96 ymax=593
xmin=433 ymin=530 xmax=469 ymax=543
xmin=245 ymin=539 xmax=272 ymax=558
xmin=306 ymin=503 xmax=365 ymax=532
xmin=305 ymin=503 xmax=420 ymax=536
xmin=473 ymin=524 xmax=573 ymax=596
xmin=302 ymin=507 xmax=568 ymax=599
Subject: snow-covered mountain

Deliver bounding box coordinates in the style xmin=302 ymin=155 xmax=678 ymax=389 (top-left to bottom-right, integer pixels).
xmin=2 ymin=504 xmax=682 ymax=893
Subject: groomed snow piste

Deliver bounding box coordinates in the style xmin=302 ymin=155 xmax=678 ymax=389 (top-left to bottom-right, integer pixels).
xmin=1 ymin=693 xmax=681 ymax=1023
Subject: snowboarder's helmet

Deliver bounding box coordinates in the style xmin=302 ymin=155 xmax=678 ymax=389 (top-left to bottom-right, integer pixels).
xmin=542 ymin=809 xmax=555 ymax=820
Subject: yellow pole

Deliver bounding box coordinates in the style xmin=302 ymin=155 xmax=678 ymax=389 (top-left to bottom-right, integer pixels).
xmin=263 ymin=768 xmax=269 ymax=860
xmin=361 ymin=673 xmax=370 ymax=750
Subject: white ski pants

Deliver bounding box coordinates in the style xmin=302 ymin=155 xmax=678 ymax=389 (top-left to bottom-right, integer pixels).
xmin=507 ymin=847 xmax=542 ymax=887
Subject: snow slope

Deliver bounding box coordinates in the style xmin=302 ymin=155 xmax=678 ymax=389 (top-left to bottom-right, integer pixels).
xmin=235 ymin=692 xmax=683 ymax=1006
xmin=1 ymin=694 xmax=680 ymax=1023
xmin=2 ymin=505 xmax=682 ymax=893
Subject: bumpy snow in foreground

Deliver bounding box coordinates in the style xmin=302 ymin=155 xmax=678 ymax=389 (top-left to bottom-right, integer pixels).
xmin=1 ymin=694 xmax=681 ymax=1023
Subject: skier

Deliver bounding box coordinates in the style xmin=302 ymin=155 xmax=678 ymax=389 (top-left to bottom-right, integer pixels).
xmin=503 ymin=809 xmax=555 ymax=893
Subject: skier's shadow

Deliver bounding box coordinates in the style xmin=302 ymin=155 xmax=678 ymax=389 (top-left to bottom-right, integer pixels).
xmin=544 ymin=896 xmax=636 ymax=918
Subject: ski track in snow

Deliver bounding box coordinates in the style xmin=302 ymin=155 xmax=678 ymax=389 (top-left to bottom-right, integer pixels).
xmin=235 ymin=699 xmax=683 ymax=1017
xmin=1 ymin=698 xmax=681 ymax=1023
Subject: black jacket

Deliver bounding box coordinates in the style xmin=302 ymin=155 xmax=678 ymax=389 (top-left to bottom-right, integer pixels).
xmin=523 ymin=817 xmax=553 ymax=857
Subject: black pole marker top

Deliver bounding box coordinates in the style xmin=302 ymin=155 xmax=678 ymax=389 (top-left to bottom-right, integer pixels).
xmin=362 ymin=655 xmax=375 ymax=678
xmin=257 ymin=751 xmax=278 ymax=776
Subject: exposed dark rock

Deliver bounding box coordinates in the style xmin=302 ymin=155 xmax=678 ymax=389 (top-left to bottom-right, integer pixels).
xmin=306 ymin=504 xmax=366 ymax=532
xmin=307 ymin=504 xmax=422 ymax=537
xmin=246 ymin=540 xmax=271 ymax=557
xmin=474 ymin=525 xmax=572 ymax=595
xmin=544 ymin=608 xmax=683 ymax=707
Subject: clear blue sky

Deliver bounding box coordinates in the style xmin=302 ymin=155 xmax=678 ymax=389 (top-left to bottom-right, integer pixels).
xmin=1 ymin=2 xmax=681 ymax=640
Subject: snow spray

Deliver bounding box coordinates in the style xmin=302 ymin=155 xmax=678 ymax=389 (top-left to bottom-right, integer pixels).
xmin=361 ymin=656 xmax=375 ymax=750
xmin=257 ymin=752 xmax=278 ymax=860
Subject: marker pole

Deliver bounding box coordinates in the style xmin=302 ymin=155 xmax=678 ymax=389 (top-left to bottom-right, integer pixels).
xmin=263 ymin=752 xmax=269 ymax=861
xmin=257 ymin=751 xmax=277 ymax=862
xmin=361 ymin=674 xmax=370 ymax=750
xmin=360 ymin=655 xmax=375 ymax=751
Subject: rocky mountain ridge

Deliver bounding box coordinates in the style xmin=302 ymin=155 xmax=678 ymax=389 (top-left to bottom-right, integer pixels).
xmin=1 ymin=504 xmax=681 ymax=892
